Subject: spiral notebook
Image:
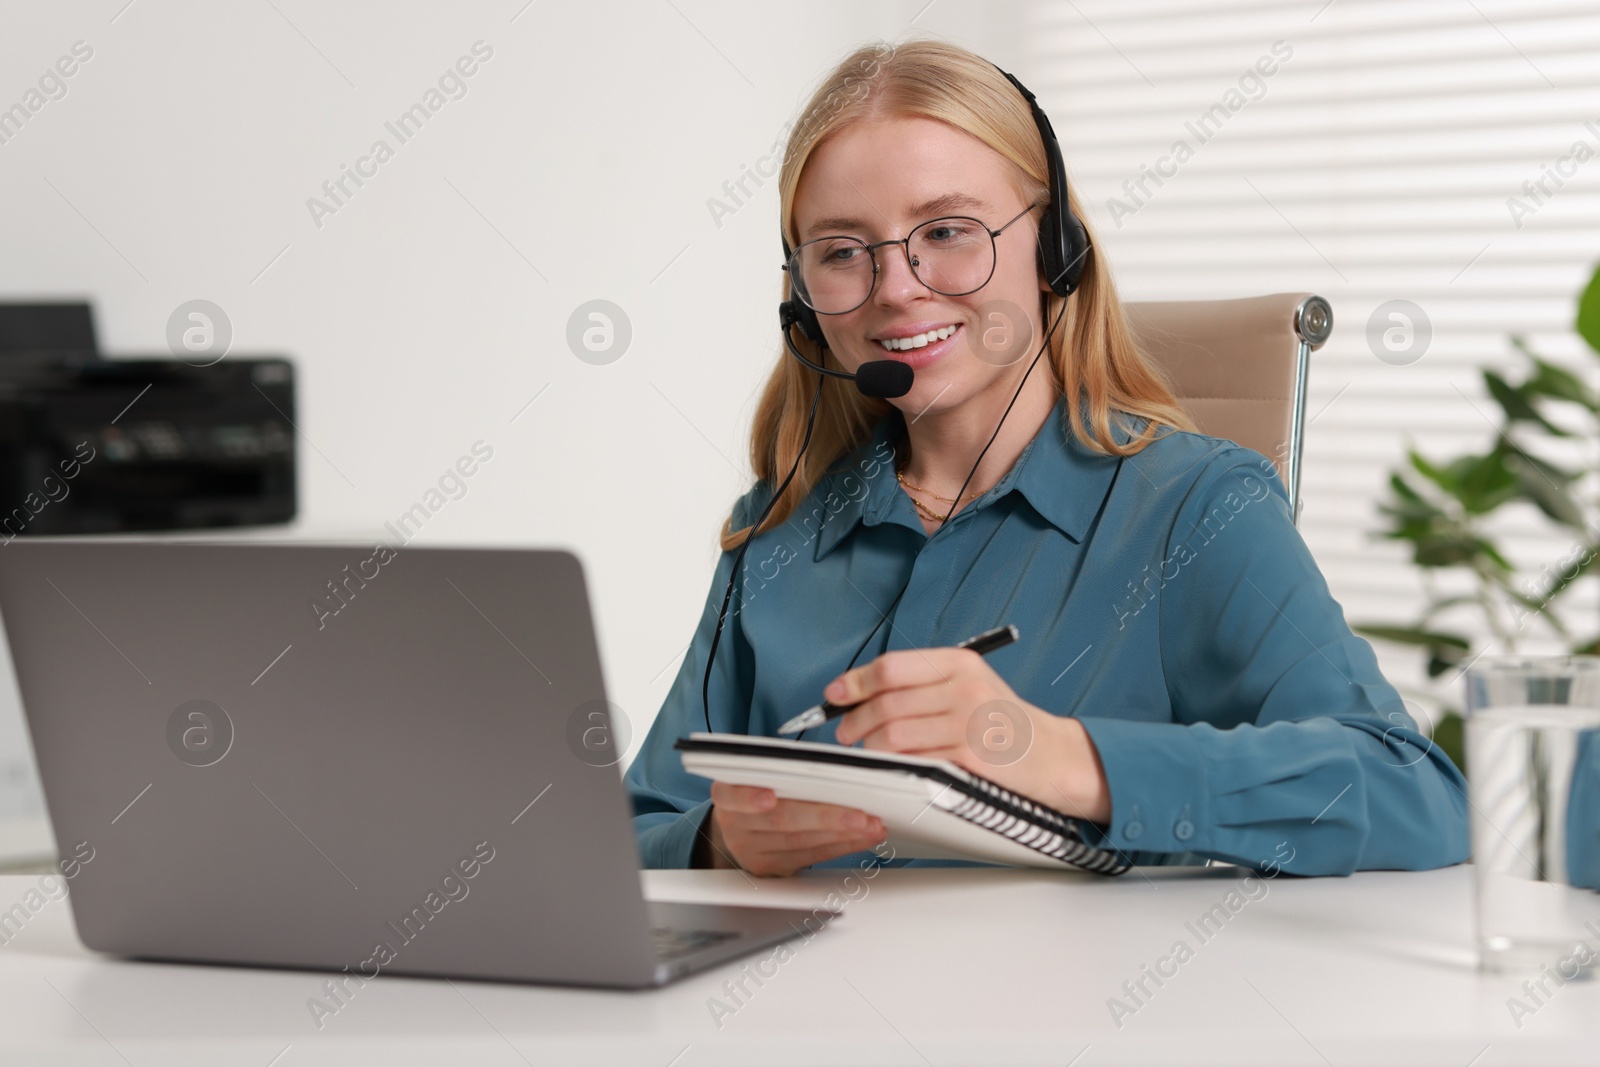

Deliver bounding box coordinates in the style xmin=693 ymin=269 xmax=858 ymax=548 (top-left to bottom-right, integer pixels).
xmin=674 ymin=733 xmax=1129 ymax=874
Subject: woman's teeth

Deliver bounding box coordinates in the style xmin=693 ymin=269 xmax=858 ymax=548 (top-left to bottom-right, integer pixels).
xmin=877 ymin=324 xmax=959 ymax=352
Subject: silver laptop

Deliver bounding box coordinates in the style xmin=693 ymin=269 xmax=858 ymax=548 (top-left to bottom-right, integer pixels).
xmin=0 ymin=541 xmax=834 ymax=988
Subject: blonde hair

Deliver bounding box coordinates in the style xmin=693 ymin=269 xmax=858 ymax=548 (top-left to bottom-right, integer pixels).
xmin=720 ymin=38 xmax=1195 ymax=551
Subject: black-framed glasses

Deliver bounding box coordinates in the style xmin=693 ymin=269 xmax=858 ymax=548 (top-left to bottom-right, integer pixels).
xmin=783 ymin=202 xmax=1041 ymax=316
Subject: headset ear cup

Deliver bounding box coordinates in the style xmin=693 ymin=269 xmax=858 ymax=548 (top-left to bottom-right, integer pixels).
xmin=780 ymin=234 xmax=827 ymax=347
xmin=794 ymin=302 xmax=825 ymax=347
xmin=1062 ymin=212 xmax=1088 ymax=294
xmin=1038 ymin=205 xmax=1087 ymax=298
xmin=1036 ymin=205 xmax=1064 ymax=297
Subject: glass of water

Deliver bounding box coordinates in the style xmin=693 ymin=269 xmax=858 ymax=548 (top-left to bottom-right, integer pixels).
xmin=1465 ymin=655 xmax=1600 ymax=974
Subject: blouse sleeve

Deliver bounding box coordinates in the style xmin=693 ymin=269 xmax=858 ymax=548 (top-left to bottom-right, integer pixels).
xmin=1568 ymin=730 xmax=1600 ymax=890
xmin=624 ymin=482 xmax=770 ymax=868
xmin=1075 ymin=447 xmax=1471 ymax=875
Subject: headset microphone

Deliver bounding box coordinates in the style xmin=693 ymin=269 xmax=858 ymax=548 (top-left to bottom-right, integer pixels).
xmin=778 ymin=300 xmax=914 ymax=399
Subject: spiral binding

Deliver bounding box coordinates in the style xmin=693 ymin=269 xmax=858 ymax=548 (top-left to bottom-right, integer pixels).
xmin=937 ymin=777 xmax=1130 ymax=875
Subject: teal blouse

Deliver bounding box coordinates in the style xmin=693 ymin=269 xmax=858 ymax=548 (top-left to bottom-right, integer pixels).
xmin=625 ymin=392 xmax=1470 ymax=875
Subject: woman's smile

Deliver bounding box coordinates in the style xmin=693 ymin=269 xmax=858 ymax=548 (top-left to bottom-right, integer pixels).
xmin=871 ymin=321 xmax=964 ymax=368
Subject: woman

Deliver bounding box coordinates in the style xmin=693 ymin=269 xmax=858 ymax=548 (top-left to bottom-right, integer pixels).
xmin=625 ymin=39 xmax=1468 ymax=878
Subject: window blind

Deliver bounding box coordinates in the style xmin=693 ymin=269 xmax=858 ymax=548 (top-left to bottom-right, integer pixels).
xmin=1024 ymin=0 xmax=1600 ymax=713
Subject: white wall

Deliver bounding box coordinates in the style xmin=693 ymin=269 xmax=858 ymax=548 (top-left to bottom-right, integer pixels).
xmin=0 ymin=0 xmax=1022 ymax=857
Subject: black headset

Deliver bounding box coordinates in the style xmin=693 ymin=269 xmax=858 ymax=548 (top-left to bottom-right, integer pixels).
xmin=777 ymin=64 xmax=1090 ymax=354
xmin=700 ymin=62 xmax=1090 ymax=735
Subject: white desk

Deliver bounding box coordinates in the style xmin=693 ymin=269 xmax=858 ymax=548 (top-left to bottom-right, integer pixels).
xmin=0 ymin=865 xmax=1592 ymax=1065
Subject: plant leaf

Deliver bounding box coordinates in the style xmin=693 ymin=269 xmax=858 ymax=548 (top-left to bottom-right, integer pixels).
xmin=1431 ymin=712 xmax=1466 ymax=774
xmin=1578 ymin=262 xmax=1600 ymax=356
xmin=1353 ymin=625 xmax=1471 ymax=650
xmin=1544 ymin=607 xmax=1573 ymax=640
xmin=1526 ymin=356 xmax=1597 ymax=410
xmin=1408 ymin=450 xmax=1459 ymax=494
xmin=1537 ymin=541 xmax=1600 ymax=603
xmin=1452 ymin=449 xmax=1519 ymax=514
xmin=1409 ymin=532 xmax=1481 ymax=568
xmin=1509 ymin=450 xmax=1576 ymax=486
xmin=1390 ymin=471 xmax=1425 ymax=503
xmin=1418 ymin=594 xmax=1484 ymax=621
xmin=1377 ymin=477 xmax=1446 ymax=524
xmin=1484 ymin=370 xmax=1571 ymax=437
xmin=1506 ymin=452 xmax=1586 ymax=527
xmin=1476 ymin=539 xmax=1516 ymax=574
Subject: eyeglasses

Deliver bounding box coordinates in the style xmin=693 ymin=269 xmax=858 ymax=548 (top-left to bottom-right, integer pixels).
xmin=783 ymin=203 xmax=1041 ymax=316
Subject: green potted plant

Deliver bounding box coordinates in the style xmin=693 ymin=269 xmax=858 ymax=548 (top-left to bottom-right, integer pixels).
xmin=1356 ymin=263 xmax=1600 ymax=772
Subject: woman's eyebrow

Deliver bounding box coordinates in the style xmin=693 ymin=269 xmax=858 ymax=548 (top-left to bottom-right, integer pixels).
xmin=801 ymin=192 xmax=992 ymax=239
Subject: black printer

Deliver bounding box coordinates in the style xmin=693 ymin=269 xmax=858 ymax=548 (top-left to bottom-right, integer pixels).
xmin=0 ymin=302 xmax=296 ymax=534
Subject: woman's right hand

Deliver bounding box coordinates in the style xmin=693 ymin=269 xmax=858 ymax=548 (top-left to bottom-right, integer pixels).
xmin=703 ymin=781 xmax=887 ymax=877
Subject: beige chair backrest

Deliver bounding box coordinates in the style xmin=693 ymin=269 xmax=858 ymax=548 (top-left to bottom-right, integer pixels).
xmin=1123 ymin=293 xmax=1332 ymax=525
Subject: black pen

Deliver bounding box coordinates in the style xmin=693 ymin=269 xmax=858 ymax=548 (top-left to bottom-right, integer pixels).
xmin=776 ymin=624 xmax=1020 ymax=736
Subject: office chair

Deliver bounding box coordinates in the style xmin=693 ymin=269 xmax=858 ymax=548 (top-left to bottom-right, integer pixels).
xmin=1123 ymin=293 xmax=1333 ymax=527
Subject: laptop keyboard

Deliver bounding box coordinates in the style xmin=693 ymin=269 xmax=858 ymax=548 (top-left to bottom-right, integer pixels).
xmin=652 ymin=926 xmax=740 ymax=961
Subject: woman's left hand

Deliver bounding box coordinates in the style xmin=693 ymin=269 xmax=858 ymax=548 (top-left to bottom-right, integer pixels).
xmin=827 ymin=647 xmax=1112 ymax=824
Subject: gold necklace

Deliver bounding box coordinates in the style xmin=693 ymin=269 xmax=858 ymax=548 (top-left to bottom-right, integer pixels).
xmin=904 ymin=491 xmax=950 ymax=523
xmin=896 ymin=465 xmax=983 ymax=523
xmin=896 ymin=468 xmax=982 ymax=503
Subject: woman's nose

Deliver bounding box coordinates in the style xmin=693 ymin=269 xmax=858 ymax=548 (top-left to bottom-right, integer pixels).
xmin=874 ymin=240 xmax=926 ymax=304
